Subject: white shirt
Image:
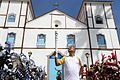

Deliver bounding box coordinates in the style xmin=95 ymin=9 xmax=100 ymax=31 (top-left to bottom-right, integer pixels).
xmin=59 ymin=56 xmax=81 ymax=80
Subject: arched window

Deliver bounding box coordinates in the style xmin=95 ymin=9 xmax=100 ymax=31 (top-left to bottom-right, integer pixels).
xmin=6 ymin=32 xmax=16 ymax=45
xmin=37 ymin=34 xmax=46 ymax=47
xmin=67 ymin=34 xmax=75 ymax=47
xmin=7 ymin=13 xmax=16 ymax=22
xmin=97 ymin=34 xmax=106 ymax=48
xmin=95 ymin=15 xmax=103 ymax=24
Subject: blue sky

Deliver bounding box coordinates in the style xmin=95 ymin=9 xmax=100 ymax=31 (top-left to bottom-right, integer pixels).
xmin=32 ymin=0 xmax=120 ymax=41
xmin=112 ymin=0 xmax=120 ymax=40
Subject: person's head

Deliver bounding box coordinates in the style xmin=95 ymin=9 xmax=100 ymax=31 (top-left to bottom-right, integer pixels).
xmin=68 ymin=45 xmax=76 ymax=56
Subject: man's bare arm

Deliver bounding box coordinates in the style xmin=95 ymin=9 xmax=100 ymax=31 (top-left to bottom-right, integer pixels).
xmin=55 ymin=57 xmax=61 ymax=66
xmin=53 ymin=51 xmax=65 ymax=66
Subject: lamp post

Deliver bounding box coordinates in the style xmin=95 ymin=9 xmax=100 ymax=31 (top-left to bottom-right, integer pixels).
xmin=28 ymin=51 xmax=32 ymax=60
xmin=26 ymin=51 xmax=32 ymax=79
xmin=85 ymin=53 xmax=89 ymax=71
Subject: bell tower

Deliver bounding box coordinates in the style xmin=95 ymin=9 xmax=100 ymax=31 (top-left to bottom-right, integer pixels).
xmin=78 ymin=0 xmax=116 ymax=28
xmin=0 ymin=0 xmax=35 ymax=27
xmin=77 ymin=0 xmax=120 ymax=64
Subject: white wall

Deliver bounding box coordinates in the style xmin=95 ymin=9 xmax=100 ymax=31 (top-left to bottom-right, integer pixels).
xmin=89 ymin=29 xmax=120 ymax=48
xmin=9 ymin=47 xmax=120 ymax=73
xmin=0 ymin=1 xmax=30 ymax=27
xmin=104 ymin=4 xmax=113 ymax=19
xmin=21 ymin=2 xmax=27 ymax=15
xmin=21 ymin=49 xmax=91 ymax=72
xmin=86 ymin=3 xmax=116 ymax=29
xmin=6 ymin=1 xmax=21 ymax=27
xmin=66 ymin=16 xmax=87 ymax=28
xmin=109 ymin=29 xmax=120 ymax=48
xmin=26 ymin=14 xmax=51 ymax=28
xmin=90 ymin=29 xmax=114 ymax=48
xmin=0 ymin=28 xmax=23 ymax=47
xmin=26 ymin=10 xmax=87 ymax=29
xmin=19 ymin=2 xmax=27 ymax=27
xmin=105 ymin=4 xmax=116 ymax=28
xmin=86 ymin=3 xmax=92 ymax=17
xmin=19 ymin=16 xmax=26 ymax=27
xmin=27 ymin=6 xmax=33 ymax=22
xmin=0 ymin=1 xmax=8 ymax=14
xmin=91 ymin=3 xmax=107 ymax=28
xmin=0 ymin=16 xmax=6 ymax=26
xmin=116 ymin=50 xmax=120 ymax=61
xmin=23 ymin=29 xmax=90 ymax=48
xmin=0 ymin=1 xmax=119 ymax=76
xmin=0 ymin=28 xmax=8 ymax=46
xmin=0 ymin=1 xmax=8 ymax=27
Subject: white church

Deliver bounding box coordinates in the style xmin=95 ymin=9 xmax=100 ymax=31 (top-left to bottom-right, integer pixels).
xmin=0 ymin=0 xmax=120 ymax=79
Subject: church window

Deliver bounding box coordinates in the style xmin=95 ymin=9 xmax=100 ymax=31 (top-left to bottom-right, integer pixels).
xmin=95 ymin=15 xmax=103 ymax=24
xmin=97 ymin=34 xmax=106 ymax=48
xmin=37 ymin=34 xmax=46 ymax=47
xmin=67 ymin=34 xmax=75 ymax=47
xmin=6 ymin=32 xmax=16 ymax=46
xmin=7 ymin=13 xmax=16 ymax=22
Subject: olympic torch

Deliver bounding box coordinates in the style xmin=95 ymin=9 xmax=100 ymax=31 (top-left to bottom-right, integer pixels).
xmin=55 ymin=31 xmax=58 ymax=57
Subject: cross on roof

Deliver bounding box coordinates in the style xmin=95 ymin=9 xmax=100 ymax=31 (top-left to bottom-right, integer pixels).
xmin=53 ymin=2 xmax=59 ymax=8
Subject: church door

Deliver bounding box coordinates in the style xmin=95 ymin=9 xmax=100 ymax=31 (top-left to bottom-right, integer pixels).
xmin=48 ymin=53 xmax=64 ymax=80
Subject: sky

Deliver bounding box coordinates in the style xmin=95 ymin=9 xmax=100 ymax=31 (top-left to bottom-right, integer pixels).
xmin=32 ymin=0 xmax=120 ymax=41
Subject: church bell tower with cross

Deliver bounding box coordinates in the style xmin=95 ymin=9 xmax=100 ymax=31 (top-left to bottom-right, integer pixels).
xmin=77 ymin=0 xmax=120 ymax=64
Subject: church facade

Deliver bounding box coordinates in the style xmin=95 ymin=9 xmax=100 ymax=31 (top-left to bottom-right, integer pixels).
xmin=0 ymin=0 xmax=120 ymax=79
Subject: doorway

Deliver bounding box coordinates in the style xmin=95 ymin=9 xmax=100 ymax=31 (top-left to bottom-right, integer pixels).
xmin=48 ymin=53 xmax=64 ymax=80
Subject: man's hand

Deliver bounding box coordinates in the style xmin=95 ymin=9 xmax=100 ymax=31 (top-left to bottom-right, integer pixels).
xmin=52 ymin=51 xmax=56 ymax=57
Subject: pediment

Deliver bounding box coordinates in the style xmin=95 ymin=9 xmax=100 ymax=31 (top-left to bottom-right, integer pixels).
xmin=26 ymin=9 xmax=87 ymax=28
